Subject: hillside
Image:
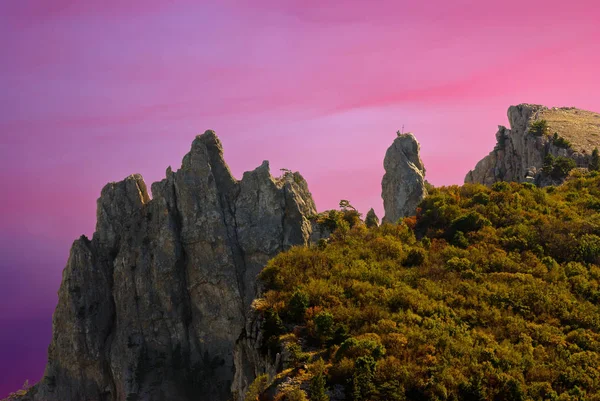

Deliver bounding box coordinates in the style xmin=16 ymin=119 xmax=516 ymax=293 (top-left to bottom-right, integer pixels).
xmin=245 ymin=172 xmax=600 ymax=401
xmin=538 ymin=107 xmax=600 ymax=153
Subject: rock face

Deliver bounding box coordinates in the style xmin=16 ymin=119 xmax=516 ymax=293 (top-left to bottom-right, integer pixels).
xmin=231 ymin=305 xmax=286 ymax=401
xmin=465 ymin=104 xmax=600 ymax=186
xmin=31 ymin=131 xmax=316 ymax=401
xmin=381 ymin=133 xmax=428 ymax=223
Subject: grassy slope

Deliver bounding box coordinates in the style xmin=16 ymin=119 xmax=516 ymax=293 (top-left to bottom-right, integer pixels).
xmin=253 ymin=171 xmax=600 ymax=401
xmin=538 ymin=107 xmax=600 ymax=152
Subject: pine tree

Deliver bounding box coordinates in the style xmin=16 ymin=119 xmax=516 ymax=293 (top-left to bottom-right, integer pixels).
xmin=339 ymin=199 xmax=356 ymax=211
xmin=590 ymin=147 xmax=600 ymax=172
xmin=543 ymin=153 xmax=555 ymax=172
xmin=288 ymin=290 xmax=309 ymax=322
xmin=365 ymin=208 xmax=379 ymax=228
xmin=309 ymin=359 xmax=329 ymax=401
xmin=352 ymin=356 xmax=376 ymax=401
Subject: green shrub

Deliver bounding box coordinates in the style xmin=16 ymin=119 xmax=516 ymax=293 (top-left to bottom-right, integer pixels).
xmin=245 ymin=374 xmax=270 ymax=401
xmin=365 ymin=208 xmax=380 ymax=228
xmin=552 ymin=132 xmax=571 ymax=149
xmin=445 ymin=257 xmax=472 ymax=272
xmin=543 ymin=153 xmax=576 ymax=180
xmin=330 ymin=324 xmax=350 ymax=346
xmin=314 ymin=209 xmax=362 ymax=234
xmin=528 ymin=119 xmax=548 ymax=136
xmin=448 ymin=212 xmax=490 ymax=237
xmin=309 ymin=359 xmax=329 ymax=401
xmin=285 ymin=388 xmax=308 ymax=401
xmin=499 ymin=376 xmax=525 ymax=401
xmin=472 ymin=192 xmax=490 ymax=205
xmin=492 ymin=181 xmax=511 ymax=192
xmin=352 ymin=356 xmax=376 ymax=401
xmin=262 ymin=309 xmax=284 ymax=354
xmin=521 ymin=182 xmax=536 ymax=190
xmin=551 ymin=156 xmax=576 ymax=180
xmin=336 ymin=337 xmax=386 ymax=361
xmin=287 ymin=343 xmax=310 ymax=366
xmin=458 ymin=375 xmax=486 ymax=401
xmin=590 ymin=148 xmax=600 ymax=172
xmin=403 ymin=248 xmax=426 ymax=267
xmin=543 ymin=153 xmax=555 ymax=172
xmin=577 ymin=234 xmax=600 ymax=264
xmin=314 ymin=311 xmax=335 ymax=344
xmin=452 ymin=231 xmax=469 ymax=248
xmin=288 ymin=290 xmax=310 ymax=322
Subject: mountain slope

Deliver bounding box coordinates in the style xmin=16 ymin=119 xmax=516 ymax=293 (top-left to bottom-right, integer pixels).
xmin=244 ymin=174 xmax=600 ymax=400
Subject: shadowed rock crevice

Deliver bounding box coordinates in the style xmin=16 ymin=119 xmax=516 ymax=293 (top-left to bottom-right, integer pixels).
xmin=31 ymin=131 xmax=316 ymax=401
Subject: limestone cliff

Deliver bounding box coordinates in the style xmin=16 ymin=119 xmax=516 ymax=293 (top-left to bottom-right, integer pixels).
xmin=465 ymin=104 xmax=600 ymax=186
xmin=29 ymin=131 xmax=316 ymax=401
xmin=381 ymin=133 xmax=427 ymax=223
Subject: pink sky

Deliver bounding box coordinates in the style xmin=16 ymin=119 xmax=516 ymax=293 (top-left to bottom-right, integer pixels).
xmin=1 ymin=0 xmax=600 ymax=396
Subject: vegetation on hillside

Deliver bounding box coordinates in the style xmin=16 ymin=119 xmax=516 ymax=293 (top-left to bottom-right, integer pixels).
xmin=542 ymin=154 xmax=577 ymax=181
xmin=528 ymin=119 xmax=573 ymax=150
xmin=528 ymin=120 xmax=549 ymax=137
xmin=552 ymin=133 xmax=572 ymax=150
xmin=252 ymin=172 xmax=600 ymax=401
xmin=589 ymin=148 xmax=600 ymax=172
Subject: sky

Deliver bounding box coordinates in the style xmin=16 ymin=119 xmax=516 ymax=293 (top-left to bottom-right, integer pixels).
xmin=1 ymin=0 xmax=600 ymax=396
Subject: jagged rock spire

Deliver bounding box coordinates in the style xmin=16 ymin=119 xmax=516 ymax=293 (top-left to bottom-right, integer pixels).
xmin=381 ymin=133 xmax=427 ymax=223
xmin=31 ymin=130 xmax=316 ymax=401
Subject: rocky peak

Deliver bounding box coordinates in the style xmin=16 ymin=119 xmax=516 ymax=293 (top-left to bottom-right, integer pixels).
xmin=94 ymin=174 xmax=150 ymax=252
xmin=465 ymin=104 xmax=600 ymax=186
xmin=29 ymin=130 xmax=316 ymax=401
xmin=381 ymin=133 xmax=427 ymax=223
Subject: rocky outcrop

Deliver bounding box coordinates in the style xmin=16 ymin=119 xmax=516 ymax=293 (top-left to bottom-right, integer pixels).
xmin=381 ymin=133 xmax=427 ymax=223
xmin=29 ymin=131 xmax=316 ymax=401
xmin=465 ymin=104 xmax=600 ymax=186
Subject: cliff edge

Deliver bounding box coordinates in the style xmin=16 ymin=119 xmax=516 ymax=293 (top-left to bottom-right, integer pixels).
xmin=465 ymin=104 xmax=600 ymax=186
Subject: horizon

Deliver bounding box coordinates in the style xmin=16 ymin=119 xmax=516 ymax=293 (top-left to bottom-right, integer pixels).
xmin=2 ymin=0 xmax=600 ymax=397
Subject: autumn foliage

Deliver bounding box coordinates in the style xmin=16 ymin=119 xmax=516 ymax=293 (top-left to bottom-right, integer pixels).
xmin=256 ymin=175 xmax=600 ymax=400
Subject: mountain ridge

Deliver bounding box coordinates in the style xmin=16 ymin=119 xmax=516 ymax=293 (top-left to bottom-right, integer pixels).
xmin=466 ymin=104 xmax=600 ymax=186
xmin=7 ymin=102 xmax=600 ymax=401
